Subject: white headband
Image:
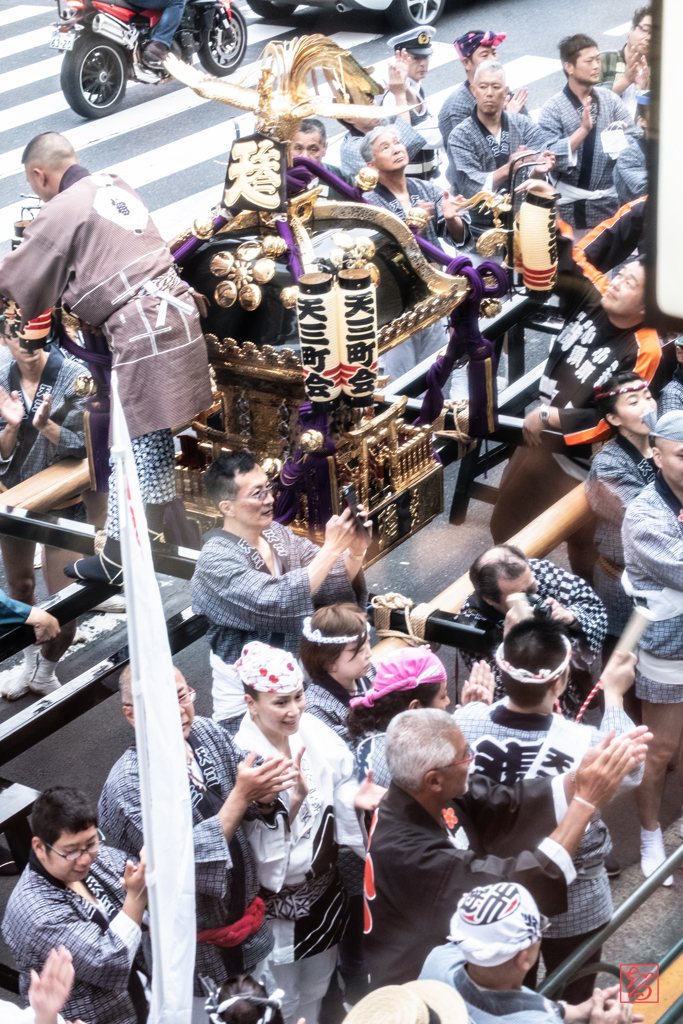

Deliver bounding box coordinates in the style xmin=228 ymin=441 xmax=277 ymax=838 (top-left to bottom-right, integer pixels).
xmin=211 ymin=988 xmax=285 ymax=1024
xmin=495 ymin=635 xmax=572 ymax=684
xmin=302 ymin=616 xmax=366 ymax=645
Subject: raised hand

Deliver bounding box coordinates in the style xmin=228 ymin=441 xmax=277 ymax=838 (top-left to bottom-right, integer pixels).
xmin=461 ymin=660 xmax=495 ymax=705
xmin=581 ymin=99 xmax=594 ymax=133
xmin=32 ymin=394 xmax=53 ymax=432
xmin=574 ymin=727 xmax=651 ymax=808
xmin=235 ymin=751 xmax=297 ymax=804
xmin=505 ymin=87 xmax=529 ymax=113
xmin=354 ymin=769 xmax=387 ymax=811
xmin=29 ymin=946 xmax=75 ymax=1024
xmin=533 ymin=150 xmax=556 ymax=176
xmin=347 ymin=502 xmax=372 ymax=557
xmin=0 ymin=386 xmax=25 ymax=428
xmin=288 ymin=747 xmax=309 ymax=822
xmin=324 ymin=508 xmax=363 ymax=556
xmin=441 ymin=190 xmax=467 ymax=221
xmin=387 ymin=57 xmax=409 ymax=92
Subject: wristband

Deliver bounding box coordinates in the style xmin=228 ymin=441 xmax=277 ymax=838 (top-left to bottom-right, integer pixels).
xmin=538 ymin=406 xmax=550 ymax=424
xmin=573 ymin=796 xmax=596 ymax=812
xmin=344 ymin=550 xmax=365 ymax=562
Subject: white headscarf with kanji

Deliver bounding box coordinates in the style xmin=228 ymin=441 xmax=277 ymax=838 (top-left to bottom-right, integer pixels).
xmin=236 ymin=641 xmax=303 ymax=693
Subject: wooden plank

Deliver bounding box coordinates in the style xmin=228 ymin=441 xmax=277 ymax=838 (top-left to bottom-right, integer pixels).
xmin=638 ymin=954 xmax=683 ymax=1023
xmin=372 ymin=483 xmax=594 ymax=660
xmin=0 ymin=459 xmax=90 ymax=513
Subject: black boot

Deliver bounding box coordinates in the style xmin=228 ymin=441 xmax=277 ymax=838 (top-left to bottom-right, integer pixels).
xmin=65 ymin=536 xmax=123 ymax=585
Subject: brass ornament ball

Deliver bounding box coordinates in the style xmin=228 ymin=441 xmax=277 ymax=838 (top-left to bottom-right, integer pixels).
xmin=299 ymin=429 xmax=325 ymax=453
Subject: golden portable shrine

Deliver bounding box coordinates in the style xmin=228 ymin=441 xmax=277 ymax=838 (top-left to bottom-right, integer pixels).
xmin=153 ymin=35 xmax=555 ymax=561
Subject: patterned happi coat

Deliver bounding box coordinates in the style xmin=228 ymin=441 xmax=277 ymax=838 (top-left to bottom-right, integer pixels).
xmin=454 ymin=698 xmax=641 ymax=938
xmin=0 ymin=166 xmax=211 ymax=439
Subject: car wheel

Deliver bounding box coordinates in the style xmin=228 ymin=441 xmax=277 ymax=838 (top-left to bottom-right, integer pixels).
xmin=246 ymin=0 xmax=298 ymax=16
xmin=386 ymin=0 xmax=444 ymax=30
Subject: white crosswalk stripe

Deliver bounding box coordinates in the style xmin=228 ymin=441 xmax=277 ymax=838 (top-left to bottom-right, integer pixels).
xmin=0 ymin=1 xmax=603 ymax=251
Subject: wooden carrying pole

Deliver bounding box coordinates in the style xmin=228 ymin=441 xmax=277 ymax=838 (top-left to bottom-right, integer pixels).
xmin=0 ymin=459 xmax=90 ymax=514
xmin=372 ymin=482 xmax=594 ymax=659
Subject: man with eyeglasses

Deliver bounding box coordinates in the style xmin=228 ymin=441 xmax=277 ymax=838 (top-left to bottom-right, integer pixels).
xmin=3 ymin=786 xmax=149 ymax=1024
xmin=191 ymin=449 xmax=369 ymax=735
xmin=606 ymin=7 xmax=651 ymax=120
xmin=362 ymin=707 xmax=650 ymax=988
xmin=99 ymin=665 xmax=298 ymax=1020
xmin=489 ymin=182 xmax=660 ymax=581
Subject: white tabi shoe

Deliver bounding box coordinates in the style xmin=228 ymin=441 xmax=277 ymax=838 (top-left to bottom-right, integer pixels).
xmin=641 ymin=825 xmax=673 ymax=886
xmin=28 ymin=653 xmax=61 ymax=696
xmin=92 ymin=593 xmax=126 ymax=614
xmin=0 ymin=645 xmax=40 ymax=700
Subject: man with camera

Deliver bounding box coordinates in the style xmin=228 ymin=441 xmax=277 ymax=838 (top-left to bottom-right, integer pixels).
xmin=457 ymin=545 xmax=607 ymax=714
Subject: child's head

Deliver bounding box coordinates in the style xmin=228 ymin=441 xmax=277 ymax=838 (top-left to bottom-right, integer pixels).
xmin=212 ymin=976 xmax=284 ymax=1024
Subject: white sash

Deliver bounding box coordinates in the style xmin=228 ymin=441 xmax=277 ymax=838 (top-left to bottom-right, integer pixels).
xmin=473 ymin=709 xmax=592 ymax=782
xmin=524 ymin=714 xmax=593 ymax=778
xmin=621 ymin=570 xmax=683 ymax=621
xmin=637 ymin=649 xmax=683 ymax=686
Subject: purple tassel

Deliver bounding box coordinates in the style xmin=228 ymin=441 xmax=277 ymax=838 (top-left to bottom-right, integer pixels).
xmin=274 ymin=403 xmax=336 ymax=534
xmin=415 ymin=260 xmax=508 ymax=430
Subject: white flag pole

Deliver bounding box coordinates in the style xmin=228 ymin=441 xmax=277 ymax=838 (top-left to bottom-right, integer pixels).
xmin=111 ymin=369 xmax=197 ymax=1024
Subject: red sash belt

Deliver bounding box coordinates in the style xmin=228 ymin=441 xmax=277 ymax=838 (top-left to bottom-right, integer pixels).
xmin=197 ymin=896 xmax=265 ymax=948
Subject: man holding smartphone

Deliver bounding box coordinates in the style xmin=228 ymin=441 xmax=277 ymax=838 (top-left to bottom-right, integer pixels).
xmin=191 ymin=450 xmax=371 ymax=736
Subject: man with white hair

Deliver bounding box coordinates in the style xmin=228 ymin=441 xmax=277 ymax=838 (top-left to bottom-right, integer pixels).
xmin=362 ymin=125 xmax=469 ymax=382
xmin=622 ymin=409 xmax=683 ymax=883
xmin=420 ymin=882 xmax=644 ymax=1024
xmin=362 ymin=706 xmax=648 ymax=986
xmin=446 ymin=60 xmax=554 ymax=242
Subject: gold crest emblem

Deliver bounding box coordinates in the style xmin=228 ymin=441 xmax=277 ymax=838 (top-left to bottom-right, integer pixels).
xmin=418 ymin=31 xmax=429 ymax=44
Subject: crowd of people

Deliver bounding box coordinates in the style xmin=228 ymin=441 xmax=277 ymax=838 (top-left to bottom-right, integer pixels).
xmin=0 ymin=3 xmax=681 ymax=1024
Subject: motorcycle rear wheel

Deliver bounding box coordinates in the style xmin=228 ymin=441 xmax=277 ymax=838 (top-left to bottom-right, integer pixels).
xmin=198 ymin=4 xmax=247 ymax=76
xmin=61 ymin=31 xmax=128 ymax=119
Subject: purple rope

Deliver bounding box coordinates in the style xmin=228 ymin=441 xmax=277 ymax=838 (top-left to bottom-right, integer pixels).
xmin=276 ymin=219 xmax=303 ymax=284
xmin=291 ymin=157 xmax=364 ymax=203
xmin=172 ymin=212 xmax=230 ymax=265
xmin=415 ymin=259 xmax=508 ymax=428
xmin=59 ymin=325 xmax=112 ymax=491
xmin=274 ymin=402 xmax=335 ymax=530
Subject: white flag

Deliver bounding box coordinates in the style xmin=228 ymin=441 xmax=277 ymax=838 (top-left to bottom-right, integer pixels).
xmin=112 ymin=372 xmax=196 ymax=1024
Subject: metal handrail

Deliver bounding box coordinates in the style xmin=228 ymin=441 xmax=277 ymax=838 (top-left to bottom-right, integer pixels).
xmin=539 ymin=842 xmax=683 ymax=997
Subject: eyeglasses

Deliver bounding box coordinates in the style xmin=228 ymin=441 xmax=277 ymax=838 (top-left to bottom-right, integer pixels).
xmin=44 ymin=828 xmax=105 ymax=862
xmin=430 ymin=745 xmax=476 ymax=773
xmin=122 ymin=687 xmax=196 ymax=709
xmin=243 ymin=483 xmax=276 ymax=504
xmin=634 ymin=22 xmax=651 ymax=34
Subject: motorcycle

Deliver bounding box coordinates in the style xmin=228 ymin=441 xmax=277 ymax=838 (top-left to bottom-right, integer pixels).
xmin=51 ymin=0 xmax=248 ymax=119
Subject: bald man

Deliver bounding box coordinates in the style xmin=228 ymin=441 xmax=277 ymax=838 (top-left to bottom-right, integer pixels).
xmin=0 ymin=133 xmax=212 ymax=583
xmin=98 ymin=666 xmax=296 ymax=1013
xmin=622 ymin=411 xmax=683 ymax=883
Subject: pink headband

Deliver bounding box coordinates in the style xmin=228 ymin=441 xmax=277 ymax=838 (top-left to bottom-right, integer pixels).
xmin=350 ymin=646 xmax=446 ymax=708
xmin=236 ymin=641 xmax=303 ymax=693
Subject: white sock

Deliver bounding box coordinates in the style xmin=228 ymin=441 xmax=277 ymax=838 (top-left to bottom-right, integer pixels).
xmin=33 ymin=654 xmax=58 ymax=684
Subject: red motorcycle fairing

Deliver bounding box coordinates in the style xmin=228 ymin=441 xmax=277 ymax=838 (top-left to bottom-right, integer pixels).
xmin=91 ymin=0 xmax=161 ymax=25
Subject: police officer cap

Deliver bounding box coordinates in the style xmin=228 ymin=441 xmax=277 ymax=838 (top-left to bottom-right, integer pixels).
xmin=387 ymin=26 xmax=435 ymax=56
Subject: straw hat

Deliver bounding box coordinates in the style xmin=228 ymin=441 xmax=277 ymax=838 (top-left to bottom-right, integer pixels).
xmin=342 ymin=980 xmax=468 ymax=1024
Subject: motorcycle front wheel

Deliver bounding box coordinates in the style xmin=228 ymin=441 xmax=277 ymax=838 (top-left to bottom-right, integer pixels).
xmin=61 ymin=31 xmax=128 ymax=119
xmin=198 ymin=3 xmax=247 ymax=76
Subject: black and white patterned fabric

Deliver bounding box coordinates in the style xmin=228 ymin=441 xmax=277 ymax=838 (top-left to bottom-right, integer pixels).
xmin=458 ymin=558 xmax=607 ymax=703
xmin=622 ymin=478 xmax=683 ymax=701
xmin=2 ymin=846 xmax=148 ymax=1024
xmin=537 ymin=85 xmax=640 ymax=229
xmin=191 ymin=521 xmax=364 ymax=665
xmin=355 ymin=731 xmax=391 ymax=789
xmin=446 ymin=111 xmax=547 ymax=236
xmin=365 ymin=176 xmax=469 ymax=251
xmin=0 ymin=347 xmax=87 ymax=487
xmin=586 ymin=436 xmax=656 ymax=634
xmin=105 ymin=427 xmax=176 ymax=538
xmin=614 ymin=138 xmax=648 ymax=206
xmin=438 ymin=81 xmax=530 ymax=175
xmin=304 ymin=667 xmax=374 ymax=742
xmin=453 ymin=698 xmax=641 ymax=937
xmin=658 ymin=370 xmax=683 ymax=416
xmin=98 ymin=715 xmax=273 ymax=990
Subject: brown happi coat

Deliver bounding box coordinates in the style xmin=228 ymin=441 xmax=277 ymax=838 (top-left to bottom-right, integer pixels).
xmin=0 ymin=170 xmax=212 ymax=438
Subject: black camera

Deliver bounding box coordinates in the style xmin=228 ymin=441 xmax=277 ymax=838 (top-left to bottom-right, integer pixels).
xmin=527 ymin=593 xmax=553 ymax=619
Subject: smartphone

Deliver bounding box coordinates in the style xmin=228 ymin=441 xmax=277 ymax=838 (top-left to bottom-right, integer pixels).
xmin=341 ymin=484 xmax=371 ymax=542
